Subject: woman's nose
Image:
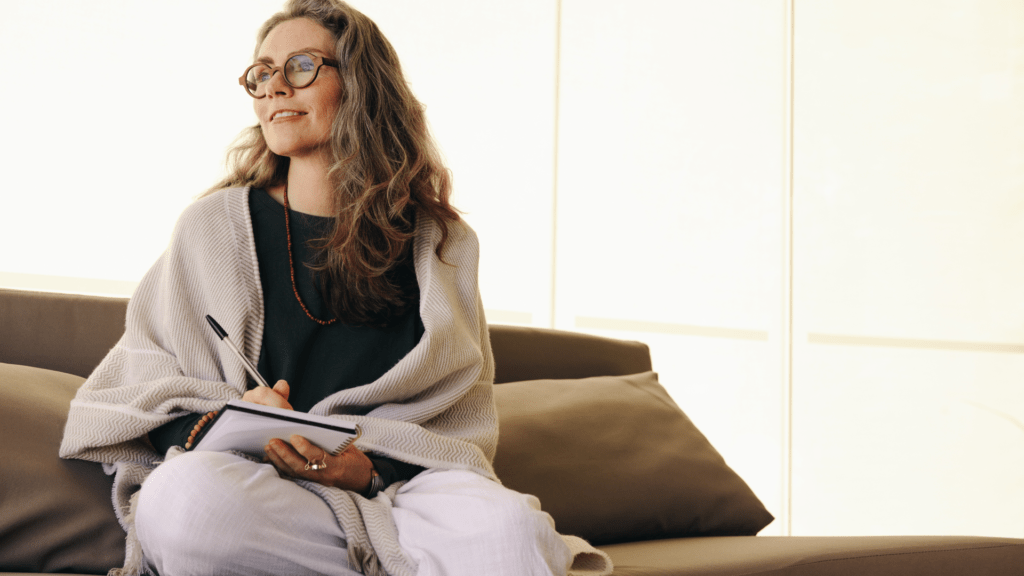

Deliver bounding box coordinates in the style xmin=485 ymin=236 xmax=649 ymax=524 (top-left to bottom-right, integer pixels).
xmin=264 ymin=69 xmax=292 ymax=98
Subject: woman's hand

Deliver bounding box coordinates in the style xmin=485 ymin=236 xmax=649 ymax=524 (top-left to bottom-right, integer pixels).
xmin=242 ymin=380 xmax=293 ymax=410
xmin=264 ymin=434 xmax=374 ymax=493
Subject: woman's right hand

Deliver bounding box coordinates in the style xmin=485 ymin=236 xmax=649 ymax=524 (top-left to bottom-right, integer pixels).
xmin=242 ymin=380 xmax=293 ymax=410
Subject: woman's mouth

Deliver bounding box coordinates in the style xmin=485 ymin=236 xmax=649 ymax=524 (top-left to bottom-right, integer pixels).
xmin=271 ymin=111 xmax=307 ymax=121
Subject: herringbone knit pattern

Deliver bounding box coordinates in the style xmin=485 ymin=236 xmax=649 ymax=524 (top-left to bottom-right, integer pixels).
xmin=59 ymin=187 xmax=611 ymax=576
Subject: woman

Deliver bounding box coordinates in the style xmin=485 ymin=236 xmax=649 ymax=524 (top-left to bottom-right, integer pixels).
xmin=59 ymin=1 xmax=610 ymax=575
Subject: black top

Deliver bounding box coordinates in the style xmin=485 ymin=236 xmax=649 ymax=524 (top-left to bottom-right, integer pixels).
xmin=149 ymin=188 xmax=426 ymax=486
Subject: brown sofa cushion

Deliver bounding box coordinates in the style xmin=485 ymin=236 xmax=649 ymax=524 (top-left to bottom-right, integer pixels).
xmin=489 ymin=325 xmax=653 ymax=384
xmin=0 ymin=363 xmax=124 ymax=574
xmin=493 ymin=371 xmax=774 ymax=545
xmin=0 ymin=289 xmax=128 ymax=379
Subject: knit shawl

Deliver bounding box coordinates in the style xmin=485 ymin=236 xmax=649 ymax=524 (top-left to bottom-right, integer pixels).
xmin=59 ymin=187 xmax=611 ymax=576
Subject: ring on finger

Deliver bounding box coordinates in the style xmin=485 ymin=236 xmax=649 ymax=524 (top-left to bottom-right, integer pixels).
xmin=305 ymin=448 xmax=328 ymax=471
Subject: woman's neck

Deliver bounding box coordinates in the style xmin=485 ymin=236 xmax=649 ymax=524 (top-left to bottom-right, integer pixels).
xmin=269 ymin=154 xmax=336 ymax=217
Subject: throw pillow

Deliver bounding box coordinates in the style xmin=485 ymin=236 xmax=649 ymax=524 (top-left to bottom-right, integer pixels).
xmin=0 ymin=363 xmax=124 ymax=573
xmin=492 ymin=371 xmax=774 ymax=545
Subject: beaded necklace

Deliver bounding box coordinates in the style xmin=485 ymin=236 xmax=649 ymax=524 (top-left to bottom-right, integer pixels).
xmin=283 ymin=186 xmax=337 ymax=326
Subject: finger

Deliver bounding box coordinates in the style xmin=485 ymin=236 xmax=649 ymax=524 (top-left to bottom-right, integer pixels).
xmin=269 ymin=441 xmax=308 ymax=478
xmin=264 ymin=442 xmax=294 ymax=477
xmin=273 ymin=380 xmax=290 ymax=400
xmin=269 ymin=438 xmax=313 ymax=475
xmin=242 ymin=387 xmax=293 ymax=410
xmin=289 ymin=434 xmax=325 ymax=461
xmin=259 ymin=391 xmax=290 ymax=409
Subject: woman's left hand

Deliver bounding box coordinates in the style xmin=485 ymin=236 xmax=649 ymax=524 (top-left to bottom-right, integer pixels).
xmin=264 ymin=434 xmax=373 ymax=493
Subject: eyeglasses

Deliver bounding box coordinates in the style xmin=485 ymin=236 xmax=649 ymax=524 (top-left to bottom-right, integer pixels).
xmin=239 ymin=52 xmax=340 ymax=98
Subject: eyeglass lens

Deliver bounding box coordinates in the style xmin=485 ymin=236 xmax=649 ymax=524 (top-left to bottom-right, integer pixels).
xmin=244 ymin=54 xmax=320 ymax=97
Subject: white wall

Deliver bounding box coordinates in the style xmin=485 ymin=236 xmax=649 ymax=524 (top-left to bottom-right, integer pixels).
xmin=1 ymin=0 xmax=1022 ymax=538
xmin=556 ymin=0 xmax=789 ymax=535
xmin=792 ymin=0 xmax=1024 ymax=537
xmin=0 ymin=0 xmax=284 ymax=293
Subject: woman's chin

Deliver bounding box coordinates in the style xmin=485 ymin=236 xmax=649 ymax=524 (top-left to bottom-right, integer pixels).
xmin=266 ymin=141 xmax=328 ymax=163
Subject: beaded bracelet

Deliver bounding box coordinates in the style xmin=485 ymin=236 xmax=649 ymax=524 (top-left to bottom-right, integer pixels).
xmin=184 ymin=410 xmax=219 ymax=450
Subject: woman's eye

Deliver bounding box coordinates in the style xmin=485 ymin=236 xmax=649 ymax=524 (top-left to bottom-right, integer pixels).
xmin=248 ymin=66 xmax=273 ymax=83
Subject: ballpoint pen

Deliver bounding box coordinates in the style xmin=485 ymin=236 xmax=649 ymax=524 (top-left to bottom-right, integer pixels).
xmin=205 ymin=314 xmax=271 ymax=388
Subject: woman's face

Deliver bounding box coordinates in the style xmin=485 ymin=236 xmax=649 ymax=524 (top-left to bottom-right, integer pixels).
xmin=254 ymin=18 xmax=342 ymax=161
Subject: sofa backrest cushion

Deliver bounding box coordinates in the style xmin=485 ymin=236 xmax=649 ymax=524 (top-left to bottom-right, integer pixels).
xmin=0 ymin=363 xmax=125 ymax=574
xmin=492 ymin=371 xmax=775 ymax=545
xmin=490 ymin=325 xmax=652 ymax=384
xmin=0 ymin=289 xmax=128 ymax=379
xmin=0 ymin=289 xmax=653 ymax=383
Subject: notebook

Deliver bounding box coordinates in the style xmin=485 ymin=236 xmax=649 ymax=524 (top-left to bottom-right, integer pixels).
xmin=192 ymin=399 xmax=361 ymax=459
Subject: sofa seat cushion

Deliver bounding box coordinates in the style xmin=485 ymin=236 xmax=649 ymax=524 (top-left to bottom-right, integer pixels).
xmin=493 ymin=371 xmax=774 ymax=545
xmin=0 ymin=363 xmax=124 ymax=574
xmin=600 ymin=535 xmax=1024 ymax=575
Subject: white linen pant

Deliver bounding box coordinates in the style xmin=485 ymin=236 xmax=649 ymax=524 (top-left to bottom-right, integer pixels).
xmin=135 ymin=451 xmax=572 ymax=576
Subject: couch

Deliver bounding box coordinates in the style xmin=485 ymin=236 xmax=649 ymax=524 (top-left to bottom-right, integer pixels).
xmin=1 ymin=287 xmax=1022 ymax=575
